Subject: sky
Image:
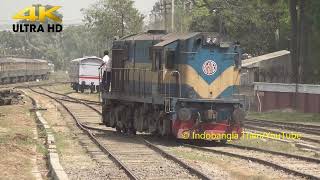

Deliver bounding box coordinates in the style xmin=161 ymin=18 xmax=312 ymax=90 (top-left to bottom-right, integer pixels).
xmin=0 ymin=0 xmax=158 ymax=25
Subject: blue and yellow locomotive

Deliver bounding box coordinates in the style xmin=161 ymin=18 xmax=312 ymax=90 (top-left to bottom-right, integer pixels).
xmin=101 ymin=30 xmax=244 ymax=141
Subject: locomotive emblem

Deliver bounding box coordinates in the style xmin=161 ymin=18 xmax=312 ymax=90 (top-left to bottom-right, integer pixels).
xmin=202 ymin=60 xmax=217 ymax=75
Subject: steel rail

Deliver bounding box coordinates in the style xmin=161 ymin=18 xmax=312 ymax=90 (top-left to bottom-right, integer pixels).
xmin=29 ymin=87 xmax=320 ymax=179
xmin=244 ymin=119 xmax=320 ymax=136
xmin=245 ymin=125 xmax=320 ymax=144
xmin=30 ymin=87 xmax=213 ymax=180
xmin=37 ymin=87 xmax=101 ymax=114
xmin=246 ymin=118 xmax=320 ymax=130
xmin=29 ymin=88 xmax=139 ymax=180
xmin=38 ymin=87 xmax=100 ymax=105
xmin=81 ymin=124 xmax=212 ymax=180
xmin=5 ymin=81 xmax=70 ymax=89
xmin=183 ymin=144 xmax=319 ymax=180
xmin=225 ymin=144 xmax=320 ymax=164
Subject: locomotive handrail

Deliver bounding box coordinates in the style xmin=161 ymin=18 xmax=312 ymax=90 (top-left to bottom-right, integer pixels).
xmin=170 ymin=70 xmax=182 ymax=98
xmin=102 ymin=67 xmax=181 ymax=100
xmin=110 ymin=67 xmax=152 ymax=71
xmin=180 ymin=51 xmax=198 ymax=54
xmin=163 ymin=70 xmax=182 ymax=113
xmin=108 ymin=67 xmax=153 ymax=97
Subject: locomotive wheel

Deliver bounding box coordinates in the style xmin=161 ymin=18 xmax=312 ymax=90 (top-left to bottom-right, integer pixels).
xmin=102 ymin=104 xmax=110 ymax=126
xmin=90 ymin=85 xmax=95 ymax=93
xmin=158 ymin=117 xmax=171 ymax=136
xmin=122 ymin=126 xmax=127 ymax=134
xmin=134 ymin=106 xmax=144 ymax=132
xmin=133 ymin=107 xmax=140 ymax=131
xmin=158 ymin=111 xmax=171 ymax=136
xmin=109 ymin=109 xmax=116 ymax=127
xmin=129 ymin=128 xmax=136 ymax=135
xmin=115 ymin=106 xmax=125 ymax=132
xmin=116 ymin=126 xmax=121 ymax=133
xmin=80 ymin=86 xmax=84 ymax=93
xmin=75 ymin=84 xmax=79 ymax=93
xmin=147 ymin=110 xmax=158 ymax=134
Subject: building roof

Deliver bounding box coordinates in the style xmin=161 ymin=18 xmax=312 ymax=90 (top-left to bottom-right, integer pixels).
xmin=71 ymin=56 xmax=103 ymax=62
xmin=0 ymin=57 xmax=47 ymax=63
xmin=242 ymin=50 xmax=290 ymax=68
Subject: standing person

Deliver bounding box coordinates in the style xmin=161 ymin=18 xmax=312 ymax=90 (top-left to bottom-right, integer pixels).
xmin=100 ymin=50 xmax=112 ymax=92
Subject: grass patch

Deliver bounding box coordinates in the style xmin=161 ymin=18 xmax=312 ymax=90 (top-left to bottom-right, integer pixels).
xmin=230 ymin=138 xmax=319 ymax=158
xmin=247 ymin=110 xmax=320 ymax=123
xmin=0 ymin=103 xmax=38 ymax=179
xmin=44 ymin=84 xmax=73 ymax=94
xmin=52 ymin=131 xmax=69 ymax=155
xmin=49 ymin=70 xmax=70 ymax=82
xmin=36 ymin=141 xmax=48 ymax=156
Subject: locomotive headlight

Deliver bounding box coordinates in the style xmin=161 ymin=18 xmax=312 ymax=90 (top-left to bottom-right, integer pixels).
xmin=178 ymin=108 xmax=191 ymax=121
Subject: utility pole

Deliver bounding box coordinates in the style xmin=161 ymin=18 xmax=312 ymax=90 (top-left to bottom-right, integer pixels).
xmin=163 ymin=0 xmax=167 ymax=31
xmin=160 ymin=0 xmax=170 ymax=31
xmin=121 ymin=13 xmax=124 ymax=37
xmin=289 ymin=0 xmax=298 ymax=109
xmin=171 ymin=0 xmax=175 ymax=32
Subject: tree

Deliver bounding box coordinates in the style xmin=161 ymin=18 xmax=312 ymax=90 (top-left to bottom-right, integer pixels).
xmin=189 ymin=0 xmax=290 ymax=55
xmin=82 ymin=0 xmax=144 ymax=51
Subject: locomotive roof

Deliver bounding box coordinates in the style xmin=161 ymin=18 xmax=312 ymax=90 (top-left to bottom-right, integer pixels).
xmin=71 ymin=56 xmax=103 ymax=62
xmin=118 ymin=32 xmax=221 ymax=47
xmin=0 ymin=57 xmax=48 ymax=63
xmin=154 ymin=32 xmax=202 ymax=47
xmin=120 ymin=32 xmax=166 ymax=41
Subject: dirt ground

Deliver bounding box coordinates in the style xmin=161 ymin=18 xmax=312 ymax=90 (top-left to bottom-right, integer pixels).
xmin=24 ymin=89 xmax=118 ymax=179
xmin=0 ymin=97 xmax=47 ymax=179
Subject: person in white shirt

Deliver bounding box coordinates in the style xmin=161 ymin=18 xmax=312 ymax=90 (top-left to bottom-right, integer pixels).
xmin=99 ymin=50 xmax=112 ymax=92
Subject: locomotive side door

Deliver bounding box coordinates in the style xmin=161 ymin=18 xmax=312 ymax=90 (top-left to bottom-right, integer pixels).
xmin=151 ymin=48 xmax=163 ymax=96
xmin=112 ymin=48 xmax=125 ymax=93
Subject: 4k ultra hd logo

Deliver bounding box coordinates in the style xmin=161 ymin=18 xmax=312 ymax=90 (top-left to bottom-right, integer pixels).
xmin=12 ymin=5 xmax=63 ymax=32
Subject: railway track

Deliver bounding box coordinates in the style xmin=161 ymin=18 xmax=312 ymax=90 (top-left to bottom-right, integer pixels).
xmin=28 ymin=87 xmax=212 ymax=180
xmin=38 ymin=86 xmax=101 ymax=105
xmin=244 ymin=119 xmax=320 ymax=136
xmin=244 ymin=124 xmax=320 ymax=144
xmin=179 ymin=143 xmax=320 ymax=179
xmin=1 ymin=81 xmax=69 ymax=89
xmin=29 ymin=87 xmax=320 ymax=179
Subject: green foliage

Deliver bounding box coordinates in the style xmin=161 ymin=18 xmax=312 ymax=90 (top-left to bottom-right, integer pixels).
xmin=0 ymin=1 xmax=143 ymax=71
xmin=82 ymin=0 xmax=144 ymax=41
xmin=190 ymin=0 xmax=290 ymax=55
